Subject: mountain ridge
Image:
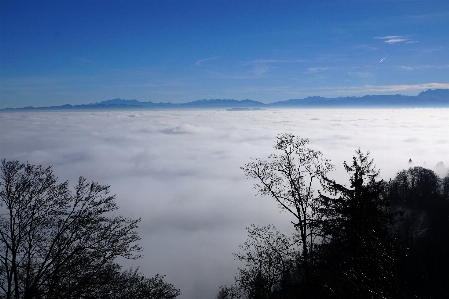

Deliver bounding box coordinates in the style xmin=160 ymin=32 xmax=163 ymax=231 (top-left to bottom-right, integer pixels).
xmin=2 ymin=89 xmax=449 ymax=111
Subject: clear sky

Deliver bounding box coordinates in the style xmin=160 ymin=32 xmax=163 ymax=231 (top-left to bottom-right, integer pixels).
xmin=1 ymin=0 xmax=449 ymax=108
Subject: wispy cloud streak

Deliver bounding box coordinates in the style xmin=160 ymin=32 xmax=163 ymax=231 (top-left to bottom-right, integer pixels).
xmin=195 ymin=56 xmax=220 ymax=66
xmin=333 ymin=82 xmax=449 ymax=94
xmin=375 ymin=35 xmax=416 ymax=44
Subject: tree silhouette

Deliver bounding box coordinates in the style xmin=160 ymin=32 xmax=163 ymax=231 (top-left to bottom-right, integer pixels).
xmin=385 ymin=167 xmax=449 ymax=298
xmin=318 ymin=149 xmax=403 ymax=298
xmin=96 ymin=265 xmax=180 ymax=299
xmin=443 ymin=173 xmax=449 ymax=197
xmin=241 ymin=133 xmax=333 ymax=286
xmin=232 ymin=225 xmax=297 ymax=299
xmin=219 ymin=136 xmax=449 ymax=298
xmin=0 ymin=159 xmax=179 ymax=299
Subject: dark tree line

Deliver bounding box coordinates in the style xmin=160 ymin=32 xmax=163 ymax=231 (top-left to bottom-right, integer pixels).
xmin=219 ymin=134 xmax=449 ymax=299
xmin=384 ymin=167 xmax=449 ymax=298
xmin=0 ymin=160 xmax=180 ymax=299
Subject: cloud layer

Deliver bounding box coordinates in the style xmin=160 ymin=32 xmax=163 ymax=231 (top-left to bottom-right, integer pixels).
xmin=1 ymin=109 xmax=448 ymax=298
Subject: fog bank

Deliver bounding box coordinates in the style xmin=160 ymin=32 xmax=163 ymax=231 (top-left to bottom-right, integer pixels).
xmin=1 ymin=109 xmax=448 ymax=298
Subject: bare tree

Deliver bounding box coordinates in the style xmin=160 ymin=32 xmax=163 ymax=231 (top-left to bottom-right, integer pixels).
xmin=99 ymin=265 xmax=180 ymax=299
xmin=0 ymin=159 xmax=179 ymax=299
xmin=233 ymin=224 xmax=296 ymax=299
xmin=216 ymin=285 xmax=241 ymax=299
xmin=241 ymin=133 xmax=334 ymax=283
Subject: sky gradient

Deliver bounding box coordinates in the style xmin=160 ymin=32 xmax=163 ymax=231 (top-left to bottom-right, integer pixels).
xmin=1 ymin=0 xmax=449 ymax=108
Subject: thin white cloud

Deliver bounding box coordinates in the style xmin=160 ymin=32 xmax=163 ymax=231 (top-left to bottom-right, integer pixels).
xmin=247 ymin=59 xmax=307 ymax=64
xmin=203 ymin=61 xmax=280 ymax=79
xmin=375 ymin=35 xmax=416 ymax=44
xmin=250 ymin=65 xmax=271 ymax=76
xmin=348 ymin=71 xmax=375 ymax=78
xmin=333 ymin=82 xmax=449 ymax=94
xmin=399 ymin=64 xmax=449 ymax=71
xmin=125 ymin=81 xmax=187 ymax=88
xmin=353 ymin=44 xmax=379 ymax=51
xmin=228 ymin=58 xmax=307 ymax=78
xmin=202 ymin=69 xmax=263 ymax=80
xmin=195 ymin=56 xmax=220 ymax=66
xmin=305 ymin=67 xmax=331 ymax=74
xmin=400 ymin=66 xmax=415 ymax=71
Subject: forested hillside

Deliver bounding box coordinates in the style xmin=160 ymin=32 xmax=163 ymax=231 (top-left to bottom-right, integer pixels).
xmin=218 ymin=134 xmax=449 ymax=299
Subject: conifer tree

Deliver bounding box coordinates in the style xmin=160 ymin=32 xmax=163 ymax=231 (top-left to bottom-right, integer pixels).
xmin=318 ymin=150 xmax=402 ymax=298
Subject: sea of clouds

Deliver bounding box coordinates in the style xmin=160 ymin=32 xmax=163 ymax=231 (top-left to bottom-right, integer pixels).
xmin=0 ymin=108 xmax=448 ymax=298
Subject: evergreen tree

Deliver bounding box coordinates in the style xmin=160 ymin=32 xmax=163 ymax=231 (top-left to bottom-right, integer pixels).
xmin=318 ymin=150 xmax=403 ymax=298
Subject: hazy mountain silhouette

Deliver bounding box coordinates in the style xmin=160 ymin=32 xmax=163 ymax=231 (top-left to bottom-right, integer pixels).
xmin=2 ymin=89 xmax=448 ymax=111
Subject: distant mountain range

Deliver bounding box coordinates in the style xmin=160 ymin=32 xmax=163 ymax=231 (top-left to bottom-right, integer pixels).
xmin=2 ymin=89 xmax=449 ymax=111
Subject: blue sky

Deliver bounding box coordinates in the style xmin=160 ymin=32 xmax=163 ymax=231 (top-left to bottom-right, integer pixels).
xmin=1 ymin=0 xmax=449 ymax=108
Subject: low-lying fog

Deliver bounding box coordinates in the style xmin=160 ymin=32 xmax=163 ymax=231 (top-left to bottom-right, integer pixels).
xmin=1 ymin=108 xmax=448 ymax=299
